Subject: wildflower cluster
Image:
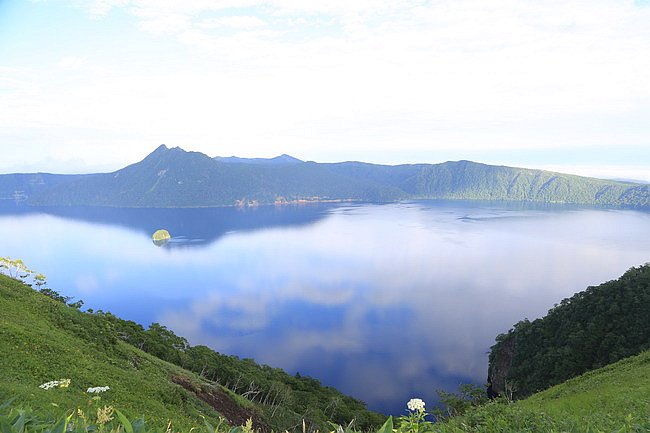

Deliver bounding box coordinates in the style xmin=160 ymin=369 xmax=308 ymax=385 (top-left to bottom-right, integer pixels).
xmin=39 ymin=379 xmax=71 ymax=390
xmin=96 ymin=405 xmax=115 ymax=424
xmin=407 ymin=398 xmax=425 ymax=412
xmin=87 ymin=386 xmax=111 ymax=393
xmin=397 ymin=398 xmax=431 ymax=433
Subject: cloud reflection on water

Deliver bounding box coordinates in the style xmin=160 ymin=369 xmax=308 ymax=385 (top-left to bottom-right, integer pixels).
xmin=155 ymin=203 xmax=650 ymax=413
xmin=1 ymin=201 xmax=649 ymax=414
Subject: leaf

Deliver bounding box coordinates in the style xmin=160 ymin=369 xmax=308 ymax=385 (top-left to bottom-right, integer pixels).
xmin=47 ymin=414 xmax=69 ymax=433
xmin=0 ymin=419 xmax=14 ymax=433
xmin=115 ymin=410 xmax=134 ymax=433
xmin=131 ymin=416 xmax=145 ymax=433
xmin=0 ymin=398 xmax=16 ymax=410
xmin=203 ymin=420 xmax=215 ymax=433
xmin=375 ymin=416 xmax=393 ymax=433
xmin=11 ymin=412 xmax=26 ymax=433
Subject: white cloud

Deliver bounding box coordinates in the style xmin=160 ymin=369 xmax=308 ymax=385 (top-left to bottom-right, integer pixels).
xmin=198 ymin=16 xmax=266 ymax=29
xmin=2 ymin=0 xmax=650 ymax=172
xmin=56 ymin=56 xmax=86 ymax=69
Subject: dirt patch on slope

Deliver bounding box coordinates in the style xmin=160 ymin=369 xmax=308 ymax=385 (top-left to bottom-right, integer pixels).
xmin=172 ymin=376 xmax=270 ymax=433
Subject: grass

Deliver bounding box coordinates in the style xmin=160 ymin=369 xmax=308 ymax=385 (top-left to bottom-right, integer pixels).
xmin=0 ymin=273 xmax=238 ymax=430
xmin=419 ymin=349 xmax=650 ymax=432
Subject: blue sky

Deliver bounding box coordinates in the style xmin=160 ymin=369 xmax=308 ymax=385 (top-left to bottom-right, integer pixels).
xmin=1 ymin=0 xmax=650 ymax=181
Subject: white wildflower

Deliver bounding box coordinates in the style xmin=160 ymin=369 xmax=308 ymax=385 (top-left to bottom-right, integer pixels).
xmin=407 ymin=398 xmax=425 ymax=412
xmin=39 ymin=381 xmax=59 ymax=390
xmin=39 ymin=379 xmax=71 ymax=390
xmin=86 ymin=386 xmax=110 ymax=393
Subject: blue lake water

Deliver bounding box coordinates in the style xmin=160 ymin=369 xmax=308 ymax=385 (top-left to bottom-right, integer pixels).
xmin=1 ymin=200 xmax=649 ymax=415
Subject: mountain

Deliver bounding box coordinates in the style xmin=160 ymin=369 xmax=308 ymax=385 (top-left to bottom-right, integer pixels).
xmin=487 ymin=263 xmax=650 ymax=399
xmin=214 ymin=154 xmax=303 ymax=166
xmin=0 ymin=172 xmax=87 ymax=201
xmin=25 ymin=145 xmax=404 ymax=207
xmin=4 ymin=145 xmax=650 ymax=208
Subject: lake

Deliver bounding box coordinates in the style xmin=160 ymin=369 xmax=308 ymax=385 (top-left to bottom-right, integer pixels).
xmin=1 ymin=199 xmax=649 ymax=415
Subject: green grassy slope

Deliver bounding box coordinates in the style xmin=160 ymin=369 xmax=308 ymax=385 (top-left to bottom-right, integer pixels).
xmin=432 ymin=349 xmax=650 ymax=432
xmin=0 ymin=273 xmax=244 ymax=429
xmin=520 ymin=350 xmax=650 ymax=425
xmin=0 ymin=272 xmax=385 ymax=432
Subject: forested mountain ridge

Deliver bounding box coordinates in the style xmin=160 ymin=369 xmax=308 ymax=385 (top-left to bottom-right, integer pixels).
xmin=3 ymin=144 xmax=648 ymax=208
xmin=25 ymin=145 xmax=403 ymax=207
xmin=488 ymin=263 xmax=650 ymax=399
xmin=0 ymin=173 xmax=87 ymax=201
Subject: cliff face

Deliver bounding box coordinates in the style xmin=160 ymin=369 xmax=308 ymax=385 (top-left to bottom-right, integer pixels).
xmin=487 ymin=334 xmax=515 ymax=396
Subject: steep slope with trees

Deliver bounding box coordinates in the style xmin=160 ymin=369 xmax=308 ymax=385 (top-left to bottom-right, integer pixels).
xmin=488 ymin=263 xmax=650 ymax=398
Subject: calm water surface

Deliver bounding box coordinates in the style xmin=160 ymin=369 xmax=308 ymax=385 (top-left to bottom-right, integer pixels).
xmin=1 ymin=200 xmax=649 ymax=414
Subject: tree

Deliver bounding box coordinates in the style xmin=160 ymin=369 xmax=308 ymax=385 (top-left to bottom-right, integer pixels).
xmin=0 ymin=257 xmax=32 ymax=280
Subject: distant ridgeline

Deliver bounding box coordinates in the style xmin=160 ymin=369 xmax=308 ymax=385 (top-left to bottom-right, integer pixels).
xmin=488 ymin=264 xmax=650 ymax=399
xmin=1 ymin=145 xmax=649 ymax=208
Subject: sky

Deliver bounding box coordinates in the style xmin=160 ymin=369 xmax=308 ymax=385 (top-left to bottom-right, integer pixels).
xmin=1 ymin=0 xmax=650 ymax=181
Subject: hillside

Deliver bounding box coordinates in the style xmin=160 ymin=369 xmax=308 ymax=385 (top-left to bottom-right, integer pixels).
xmin=428 ymin=348 xmax=650 ymax=432
xmin=0 ymin=272 xmax=385 ymax=432
xmin=0 ymin=173 xmax=87 ymax=201
xmin=488 ymin=263 xmax=650 ymax=399
xmin=3 ymin=145 xmax=647 ymax=208
xmin=0 ymin=273 xmax=240 ymax=430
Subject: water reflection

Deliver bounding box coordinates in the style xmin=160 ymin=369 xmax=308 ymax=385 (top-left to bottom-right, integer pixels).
xmin=0 ymin=200 xmax=649 ymax=415
xmin=0 ymin=201 xmax=336 ymax=246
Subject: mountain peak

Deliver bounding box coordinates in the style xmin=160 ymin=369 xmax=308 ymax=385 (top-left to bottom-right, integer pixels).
xmin=214 ymin=154 xmax=303 ymax=166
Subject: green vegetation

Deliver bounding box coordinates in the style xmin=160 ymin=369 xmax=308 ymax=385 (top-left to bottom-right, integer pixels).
xmin=151 ymin=230 xmax=171 ymax=246
xmin=98 ymin=311 xmax=386 ymax=429
xmin=0 ymin=264 xmax=385 ymax=432
xmin=424 ymin=349 xmax=650 ymax=432
xmin=0 ymin=272 xmax=237 ymax=430
xmin=0 ymin=173 xmax=85 ymax=201
xmin=3 ymin=145 xmax=647 ymax=208
xmin=488 ymin=263 xmax=650 ymax=399
xmin=4 ymin=349 xmax=650 ymax=432
xmin=151 ymin=230 xmax=170 ymax=242
xmin=0 ymin=398 xmax=254 ymax=433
